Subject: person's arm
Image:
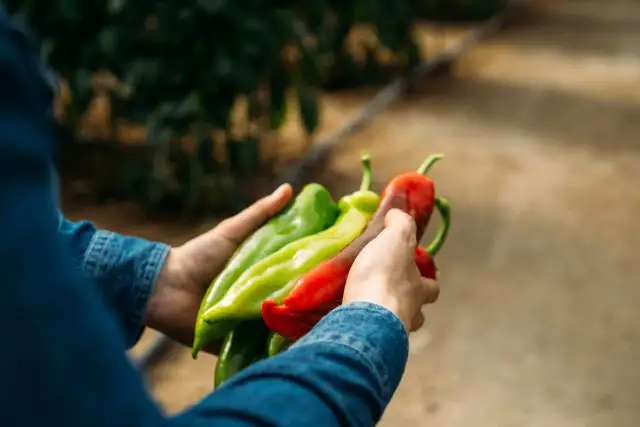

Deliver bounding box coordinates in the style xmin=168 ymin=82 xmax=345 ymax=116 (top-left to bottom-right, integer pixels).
xmin=0 ymin=13 xmax=169 ymax=426
xmin=1 ymin=11 xmax=412 ymax=427
xmin=181 ymin=302 xmax=408 ymax=426
xmin=57 ymin=216 xmax=169 ymax=348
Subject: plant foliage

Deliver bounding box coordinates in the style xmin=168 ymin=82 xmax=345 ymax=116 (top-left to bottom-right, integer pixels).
xmin=3 ymin=0 xmax=504 ymax=214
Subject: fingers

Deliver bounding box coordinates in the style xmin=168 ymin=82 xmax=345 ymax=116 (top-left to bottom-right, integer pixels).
xmin=215 ymin=184 xmax=293 ymax=246
xmin=422 ymin=278 xmax=439 ymax=304
xmin=410 ymin=311 xmax=425 ymax=332
xmin=408 ymin=279 xmax=438 ymax=332
xmin=384 ymin=209 xmax=417 ymax=245
xmin=373 ymin=209 xmax=417 ymax=261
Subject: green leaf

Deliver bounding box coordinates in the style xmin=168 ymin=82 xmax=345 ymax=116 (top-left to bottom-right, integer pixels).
xmin=146 ymin=112 xmax=175 ymax=146
xmin=125 ymin=59 xmax=161 ymax=89
xmin=233 ymin=64 xmax=259 ymax=95
xmin=197 ymin=0 xmax=226 ymax=14
xmin=69 ymin=69 xmax=93 ymax=119
xmin=174 ymin=93 xmax=200 ymax=122
xmin=268 ymin=65 xmax=289 ymax=130
xmin=107 ymin=0 xmax=126 ymax=15
xmin=228 ymin=138 xmax=261 ymax=176
xmin=59 ymin=0 xmax=82 ymax=26
xmin=297 ymin=86 xmax=319 ymax=136
xmin=201 ymin=90 xmax=235 ymax=130
xmin=197 ymin=134 xmax=218 ymax=174
xmin=247 ymin=92 xmax=263 ymax=122
xmin=97 ymin=26 xmax=119 ymax=62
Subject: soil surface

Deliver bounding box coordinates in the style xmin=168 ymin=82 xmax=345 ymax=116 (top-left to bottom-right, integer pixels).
xmin=68 ymin=1 xmax=640 ymax=426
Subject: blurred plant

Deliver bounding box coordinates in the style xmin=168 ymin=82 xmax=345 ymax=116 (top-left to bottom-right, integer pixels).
xmin=415 ymin=0 xmax=507 ymax=22
xmin=5 ymin=0 xmax=320 ymax=214
xmin=3 ymin=0 xmax=504 ymax=215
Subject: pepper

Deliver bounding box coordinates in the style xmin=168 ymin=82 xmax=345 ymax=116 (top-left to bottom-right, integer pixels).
xmin=214 ymin=320 xmax=270 ymax=389
xmin=261 ymin=244 xmax=440 ymax=340
xmin=192 ymin=183 xmax=339 ymax=358
xmin=201 ymin=154 xmax=380 ymax=323
xmin=262 ymin=155 xmax=451 ymax=340
xmin=414 ymin=197 xmax=451 ymax=280
xmin=279 ymin=154 xmax=446 ymax=312
xmin=262 ymin=197 xmax=450 ymax=341
xmin=266 ymin=332 xmax=292 ymax=357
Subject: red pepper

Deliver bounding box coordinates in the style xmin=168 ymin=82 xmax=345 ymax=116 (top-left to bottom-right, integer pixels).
xmin=414 ymin=245 xmax=437 ymax=280
xmin=262 ymin=245 xmax=441 ymax=340
xmin=261 ymin=155 xmax=451 ymax=340
xmin=284 ymin=155 xmax=447 ymax=311
xmin=379 ymin=154 xmax=444 ymax=239
xmin=261 ymin=300 xmax=325 ymax=340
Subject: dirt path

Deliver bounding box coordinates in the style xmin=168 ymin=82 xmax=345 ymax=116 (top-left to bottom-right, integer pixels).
xmin=71 ymin=2 xmax=640 ymax=425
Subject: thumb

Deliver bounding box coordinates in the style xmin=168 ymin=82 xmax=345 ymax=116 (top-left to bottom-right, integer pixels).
xmin=382 ymin=209 xmax=418 ymax=255
xmin=356 ymin=209 xmax=416 ymax=268
xmin=214 ymin=184 xmax=293 ymax=246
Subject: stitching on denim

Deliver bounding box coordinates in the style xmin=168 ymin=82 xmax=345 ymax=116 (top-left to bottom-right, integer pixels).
xmin=127 ymin=243 xmax=169 ymax=329
xmin=82 ymin=230 xmax=114 ymax=278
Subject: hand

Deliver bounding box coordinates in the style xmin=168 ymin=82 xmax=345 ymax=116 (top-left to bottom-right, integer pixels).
xmin=343 ymin=209 xmax=439 ymax=332
xmin=146 ymin=184 xmax=293 ymax=349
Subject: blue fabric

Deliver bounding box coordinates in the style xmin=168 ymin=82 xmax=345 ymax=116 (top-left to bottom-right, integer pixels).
xmin=0 ymin=8 xmax=410 ymax=427
xmin=183 ymin=302 xmax=409 ymax=427
xmin=58 ymin=217 xmax=170 ymax=348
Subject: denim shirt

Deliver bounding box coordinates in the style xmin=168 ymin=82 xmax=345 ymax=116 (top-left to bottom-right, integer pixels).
xmin=0 ymin=9 xmax=409 ymax=427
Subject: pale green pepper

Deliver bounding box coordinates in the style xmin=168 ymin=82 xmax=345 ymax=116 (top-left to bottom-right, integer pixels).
xmin=202 ymin=155 xmax=380 ymax=322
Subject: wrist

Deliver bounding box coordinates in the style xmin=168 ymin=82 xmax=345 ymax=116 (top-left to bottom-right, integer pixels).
xmin=145 ymin=248 xmax=182 ymax=330
xmin=344 ymin=295 xmax=411 ymax=332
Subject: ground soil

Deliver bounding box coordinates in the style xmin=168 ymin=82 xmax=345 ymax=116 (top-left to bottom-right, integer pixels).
xmin=67 ymin=1 xmax=640 ymax=425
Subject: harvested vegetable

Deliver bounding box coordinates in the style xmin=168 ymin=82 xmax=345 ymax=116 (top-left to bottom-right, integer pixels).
xmin=262 ymin=155 xmax=452 ymax=340
xmin=192 ymin=183 xmax=339 ymax=358
xmin=201 ymin=154 xmax=380 ymax=323
xmin=214 ymin=320 xmax=270 ymax=389
xmin=266 ymin=332 xmax=291 ymax=357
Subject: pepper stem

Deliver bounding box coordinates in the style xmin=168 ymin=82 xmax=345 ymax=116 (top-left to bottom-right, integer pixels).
xmin=417 ymin=153 xmax=444 ymax=175
xmin=426 ymin=197 xmax=451 ymax=256
xmin=359 ymin=153 xmax=373 ymax=191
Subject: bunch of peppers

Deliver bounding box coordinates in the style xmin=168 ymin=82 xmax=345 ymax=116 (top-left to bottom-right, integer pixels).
xmin=192 ymin=154 xmax=452 ymax=388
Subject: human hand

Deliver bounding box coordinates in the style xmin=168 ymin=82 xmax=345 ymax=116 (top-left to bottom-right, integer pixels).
xmin=343 ymin=209 xmax=439 ymax=332
xmin=146 ymin=184 xmax=293 ymax=349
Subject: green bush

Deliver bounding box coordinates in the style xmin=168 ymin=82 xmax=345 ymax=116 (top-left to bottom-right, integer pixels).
xmin=416 ymin=0 xmax=507 ymax=22
xmin=5 ymin=0 xmax=503 ymax=214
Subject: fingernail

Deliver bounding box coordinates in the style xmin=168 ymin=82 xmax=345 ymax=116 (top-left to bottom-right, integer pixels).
xmin=271 ymin=184 xmax=287 ymax=196
xmin=271 ymin=184 xmax=292 ymax=202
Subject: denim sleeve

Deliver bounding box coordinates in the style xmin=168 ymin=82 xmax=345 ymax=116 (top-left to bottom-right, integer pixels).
xmin=0 ymin=13 xmax=170 ymax=427
xmin=181 ymin=302 xmax=409 ymax=427
xmin=57 ymin=216 xmax=170 ymax=348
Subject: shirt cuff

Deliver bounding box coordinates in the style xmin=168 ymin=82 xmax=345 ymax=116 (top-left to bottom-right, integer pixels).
xmin=291 ymin=301 xmax=409 ymax=402
xmin=83 ymin=230 xmax=170 ymax=347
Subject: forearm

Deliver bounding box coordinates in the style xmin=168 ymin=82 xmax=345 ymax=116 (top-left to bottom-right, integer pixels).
xmin=181 ymin=302 xmax=409 ymax=427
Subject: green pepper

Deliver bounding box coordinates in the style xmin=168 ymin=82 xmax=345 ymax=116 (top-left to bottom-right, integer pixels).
xmin=202 ymin=155 xmax=380 ymax=322
xmin=214 ymin=320 xmax=270 ymax=389
xmin=267 ymin=332 xmax=292 ymax=357
xmin=192 ymin=183 xmax=339 ymax=358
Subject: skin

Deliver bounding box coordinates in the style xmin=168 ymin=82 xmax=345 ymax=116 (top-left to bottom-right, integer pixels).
xmin=343 ymin=209 xmax=440 ymax=332
xmin=146 ymin=187 xmax=439 ymax=352
xmin=145 ymin=184 xmax=294 ymax=350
